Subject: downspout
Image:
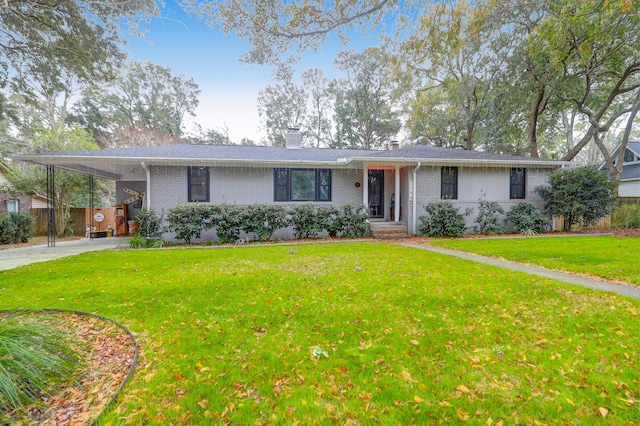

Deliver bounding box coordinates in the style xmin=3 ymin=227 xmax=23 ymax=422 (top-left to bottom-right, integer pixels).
xmin=412 ymin=162 xmax=421 ymax=235
xmin=141 ymin=161 xmax=150 ymax=209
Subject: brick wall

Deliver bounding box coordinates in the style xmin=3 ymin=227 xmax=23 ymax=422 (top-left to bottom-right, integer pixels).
xmin=413 ymin=165 xmax=554 ymax=234
xmin=0 ymin=194 xmax=32 ymax=215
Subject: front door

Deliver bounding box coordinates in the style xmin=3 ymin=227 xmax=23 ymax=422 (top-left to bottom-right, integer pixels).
xmin=368 ymin=170 xmax=384 ymax=218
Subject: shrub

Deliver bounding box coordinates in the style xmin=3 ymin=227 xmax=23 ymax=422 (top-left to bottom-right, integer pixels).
xmin=289 ymin=203 xmax=323 ymax=239
xmin=0 ymin=213 xmax=32 ymax=245
xmin=612 ymin=204 xmax=640 ymax=229
xmin=214 ymin=204 xmax=244 ymax=244
xmin=474 ymin=194 xmax=504 ymax=235
xmin=535 ymin=166 xmax=615 ymax=231
xmin=504 ymin=201 xmax=549 ymax=235
xmin=0 ymin=313 xmax=80 ymax=412
xmin=239 ymin=204 xmax=288 ymax=242
xmin=0 ymin=214 xmax=17 ymax=244
xmin=336 ymin=203 xmax=369 ymax=238
xmin=317 ymin=205 xmax=341 ymax=237
xmin=166 ymin=204 xmax=209 ymax=244
xmin=417 ymin=200 xmax=469 ymax=237
xmin=134 ymin=209 xmax=165 ymax=238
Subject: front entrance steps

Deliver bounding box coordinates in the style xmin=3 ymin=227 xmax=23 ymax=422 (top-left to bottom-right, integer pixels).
xmin=369 ymin=219 xmax=408 ymax=239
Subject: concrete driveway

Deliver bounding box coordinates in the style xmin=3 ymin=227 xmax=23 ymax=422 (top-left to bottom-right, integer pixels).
xmin=0 ymin=237 xmax=124 ymax=271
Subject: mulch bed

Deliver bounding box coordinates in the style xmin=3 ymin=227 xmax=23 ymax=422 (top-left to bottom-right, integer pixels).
xmin=5 ymin=311 xmax=136 ymax=425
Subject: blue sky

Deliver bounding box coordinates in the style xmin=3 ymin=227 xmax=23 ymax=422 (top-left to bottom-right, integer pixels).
xmin=125 ymin=2 xmax=380 ymax=143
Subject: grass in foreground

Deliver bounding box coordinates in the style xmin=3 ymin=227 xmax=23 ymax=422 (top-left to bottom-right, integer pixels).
xmin=1 ymin=242 xmax=639 ymax=424
xmin=430 ymin=235 xmax=640 ymax=285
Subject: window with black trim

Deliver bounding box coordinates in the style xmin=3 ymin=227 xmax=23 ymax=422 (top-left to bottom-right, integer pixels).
xmin=188 ymin=166 xmax=210 ymax=202
xmin=441 ymin=167 xmax=458 ymax=199
xmin=510 ymin=168 xmax=526 ymax=199
xmin=274 ymin=168 xmax=331 ymax=202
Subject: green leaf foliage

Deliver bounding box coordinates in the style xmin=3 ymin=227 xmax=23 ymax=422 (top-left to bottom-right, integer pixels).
xmin=240 ymin=204 xmax=289 ymax=242
xmin=0 ymin=213 xmax=33 ymax=245
xmin=535 ymin=166 xmax=615 ymax=231
xmin=289 ymin=203 xmax=324 ymax=239
xmin=134 ymin=208 xmax=165 ymax=238
xmin=474 ymin=195 xmax=505 ymax=235
xmin=612 ymin=204 xmax=640 ymax=229
xmin=165 ymin=204 xmax=210 ymax=244
xmin=418 ymin=200 xmax=469 ymax=237
xmin=504 ymin=201 xmax=549 ymax=235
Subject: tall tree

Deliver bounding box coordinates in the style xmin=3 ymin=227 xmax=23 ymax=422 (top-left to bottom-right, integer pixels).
xmin=0 ymin=0 xmax=160 ymax=118
xmin=4 ymin=127 xmax=101 ymax=236
xmin=302 ymin=69 xmax=334 ymax=148
xmin=257 ymin=81 xmax=307 ymax=147
xmin=331 ymin=48 xmax=401 ymax=150
xmin=180 ymin=0 xmax=407 ymax=76
xmin=399 ymin=0 xmax=506 ymax=151
xmin=69 ymin=61 xmax=201 ymax=148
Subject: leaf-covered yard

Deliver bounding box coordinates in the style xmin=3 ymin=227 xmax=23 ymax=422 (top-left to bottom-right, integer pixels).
xmin=1 ymin=242 xmax=639 ymax=424
xmin=430 ymin=236 xmax=640 ymax=285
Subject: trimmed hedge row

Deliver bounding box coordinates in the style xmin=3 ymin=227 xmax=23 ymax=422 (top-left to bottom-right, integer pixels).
xmin=136 ymin=203 xmax=370 ymax=244
xmin=0 ymin=213 xmax=33 ymax=245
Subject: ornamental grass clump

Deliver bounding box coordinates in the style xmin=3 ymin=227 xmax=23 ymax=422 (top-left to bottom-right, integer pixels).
xmin=0 ymin=313 xmax=79 ymax=415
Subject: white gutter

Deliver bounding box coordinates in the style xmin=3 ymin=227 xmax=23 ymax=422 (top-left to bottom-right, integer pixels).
xmin=412 ymin=162 xmax=421 ymax=235
xmin=141 ymin=161 xmax=150 ymax=209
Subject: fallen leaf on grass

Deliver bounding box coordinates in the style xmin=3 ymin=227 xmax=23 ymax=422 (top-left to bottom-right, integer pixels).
xmin=401 ymin=370 xmax=418 ymax=383
xmin=410 ymin=339 xmax=419 ymax=346
xmin=598 ymin=407 xmax=608 ymax=418
xmin=456 ymin=384 xmax=471 ymax=393
xmin=197 ymin=399 xmax=208 ymax=409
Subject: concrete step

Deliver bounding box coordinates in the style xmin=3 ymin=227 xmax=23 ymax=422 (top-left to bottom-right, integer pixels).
xmin=369 ymin=221 xmax=408 ymax=239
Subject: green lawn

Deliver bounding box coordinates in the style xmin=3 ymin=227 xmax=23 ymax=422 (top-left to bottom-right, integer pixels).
xmin=429 ymin=236 xmax=640 ymax=285
xmin=1 ymin=242 xmax=639 ymax=424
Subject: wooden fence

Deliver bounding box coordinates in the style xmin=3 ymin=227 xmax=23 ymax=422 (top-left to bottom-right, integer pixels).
xmin=31 ymin=207 xmax=118 ymax=236
xmin=553 ymin=214 xmax=612 ymax=231
xmin=31 ymin=208 xmax=86 ymax=236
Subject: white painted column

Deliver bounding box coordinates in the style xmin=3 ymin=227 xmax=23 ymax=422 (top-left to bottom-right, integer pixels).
xmin=363 ymin=166 xmax=369 ymax=208
xmin=394 ymin=166 xmax=400 ymax=222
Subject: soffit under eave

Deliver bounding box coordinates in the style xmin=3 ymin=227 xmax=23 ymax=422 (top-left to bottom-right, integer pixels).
xmin=358 ymin=159 xmax=568 ymax=169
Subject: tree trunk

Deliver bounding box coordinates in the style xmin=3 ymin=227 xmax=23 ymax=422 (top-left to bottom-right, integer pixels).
xmin=527 ymin=86 xmax=546 ymax=158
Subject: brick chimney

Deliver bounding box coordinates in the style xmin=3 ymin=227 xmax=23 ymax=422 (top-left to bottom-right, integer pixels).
xmin=285 ymin=127 xmax=302 ymax=149
xmin=389 ymin=141 xmax=400 ymax=150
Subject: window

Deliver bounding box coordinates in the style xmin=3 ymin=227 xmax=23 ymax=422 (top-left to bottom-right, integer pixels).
xmin=510 ymin=168 xmax=526 ymax=199
xmin=623 ymin=149 xmax=638 ymax=164
xmin=188 ymin=166 xmax=210 ymax=202
xmin=274 ymin=168 xmax=331 ymax=202
xmin=441 ymin=167 xmax=458 ymax=199
xmin=6 ymin=200 xmax=18 ymax=214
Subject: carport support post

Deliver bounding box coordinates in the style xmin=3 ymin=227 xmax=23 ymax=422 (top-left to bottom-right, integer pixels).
xmin=46 ymin=165 xmax=55 ymax=247
xmin=89 ymin=175 xmax=94 ymax=241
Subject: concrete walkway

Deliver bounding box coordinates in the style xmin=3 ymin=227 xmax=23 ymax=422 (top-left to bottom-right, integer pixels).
xmin=398 ymin=242 xmax=640 ymax=300
xmin=0 ymin=237 xmax=124 ymax=271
